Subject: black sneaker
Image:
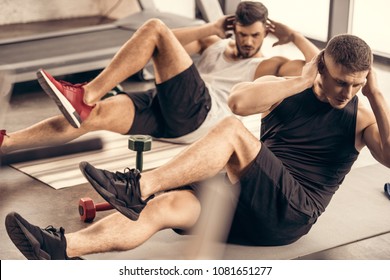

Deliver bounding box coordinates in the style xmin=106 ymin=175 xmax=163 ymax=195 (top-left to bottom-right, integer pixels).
xmin=101 ymin=84 xmax=124 ymax=100
xmin=5 ymin=212 xmax=71 ymax=260
xmin=385 ymin=183 xmax=390 ymax=199
xmin=79 ymin=161 xmax=154 ymax=221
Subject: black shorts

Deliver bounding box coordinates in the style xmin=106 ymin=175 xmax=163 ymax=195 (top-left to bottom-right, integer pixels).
xmin=175 ymin=144 xmax=318 ymax=246
xmin=121 ymin=64 xmax=211 ymax=138
xmin=227 ymin=143 xmax=318 ymax=246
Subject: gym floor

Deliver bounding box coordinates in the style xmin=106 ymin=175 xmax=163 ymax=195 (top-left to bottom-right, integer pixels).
xmin=1 ymin=17 xmax=390 ymax=260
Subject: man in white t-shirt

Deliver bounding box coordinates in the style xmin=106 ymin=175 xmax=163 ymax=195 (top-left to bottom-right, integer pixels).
xmin=0 ymin=1 xmax=318 ymax=153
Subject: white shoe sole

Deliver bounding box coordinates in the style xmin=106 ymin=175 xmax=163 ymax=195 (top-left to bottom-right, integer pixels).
xmin=37 ymin=70 xmax=81 ymax=128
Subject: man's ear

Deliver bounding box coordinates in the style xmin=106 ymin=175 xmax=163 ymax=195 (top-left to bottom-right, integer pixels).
xmin=318 ymin=50 xmax=325 ymax=74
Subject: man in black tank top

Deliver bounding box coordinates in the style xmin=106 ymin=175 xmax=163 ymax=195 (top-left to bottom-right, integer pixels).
xmin=6 ymin=34 xmax=390 ymax=258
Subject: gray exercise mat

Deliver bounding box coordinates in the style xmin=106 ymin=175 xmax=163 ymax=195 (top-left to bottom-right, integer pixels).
xmin=10 ymin=115 xmax=261 ymax=189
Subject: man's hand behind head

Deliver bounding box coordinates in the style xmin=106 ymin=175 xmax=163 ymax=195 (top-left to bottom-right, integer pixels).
xmin=215 ymin=15 xmax=236 ymax=39
xmin=267 ymin=19 xmax=295 ymax=47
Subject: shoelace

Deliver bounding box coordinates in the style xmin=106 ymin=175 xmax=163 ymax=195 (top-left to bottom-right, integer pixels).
xmin=59 ymin=80 xmax=87 ymax=90
xmin=43 ymin=225 xmax=64 ymax=237
xmin=58 ymin=81 xmax=96 ymax=110
xmin=114 ymin=168 xmax=141 ymax=199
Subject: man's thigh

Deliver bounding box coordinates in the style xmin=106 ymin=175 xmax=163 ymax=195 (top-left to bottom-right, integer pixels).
xmin=147 ymin=20 xmax=193 ymax=83
xmin=155 ymin=64 xmax=211 ymax=138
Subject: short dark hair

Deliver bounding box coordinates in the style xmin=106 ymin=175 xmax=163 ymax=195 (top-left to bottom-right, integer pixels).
xmin=325 ymin=34 xmax=372 ymax=72
xmin=235 ymin=1 xmax=268 ymax=26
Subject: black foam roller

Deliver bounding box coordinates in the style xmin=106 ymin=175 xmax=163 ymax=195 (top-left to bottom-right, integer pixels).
xmin=1 ymin=137 xmax=103 ymax=165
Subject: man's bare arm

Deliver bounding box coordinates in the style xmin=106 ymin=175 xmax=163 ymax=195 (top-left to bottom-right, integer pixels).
xmin=229 ymin=55 xmax=318 ymax=116
xmin=254 ymin=20 xmax=319 ymax=78
xmin=173 ymin=15 xmax=235 ymax=55
xmin=361 ymin=69 xmax=390 ymax=167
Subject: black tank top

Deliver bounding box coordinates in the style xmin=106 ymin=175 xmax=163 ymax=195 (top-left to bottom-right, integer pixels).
xmin=261 ymin=87 xmax=359 ymax=212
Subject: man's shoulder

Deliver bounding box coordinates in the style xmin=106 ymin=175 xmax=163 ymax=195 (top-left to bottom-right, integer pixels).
xmin=202 ymin=36 xmax=225 ymax=50
xmin=357 ymin=98 xmax=375 ymax=127
xmin=254 ymin=56 xmax=290 ymax=77
xmin=260 ymin=56 xmax=289 ymax=64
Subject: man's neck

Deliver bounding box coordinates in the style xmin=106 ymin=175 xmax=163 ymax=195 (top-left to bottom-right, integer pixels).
xmin=224 ymin=41 xmax=263 ymax=61
xmin=312 ymin=79 xmax=330 ymax=103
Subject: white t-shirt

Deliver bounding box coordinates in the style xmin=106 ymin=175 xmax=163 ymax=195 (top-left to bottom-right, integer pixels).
xmin=161 ymin=39 xmax=265 ymax=144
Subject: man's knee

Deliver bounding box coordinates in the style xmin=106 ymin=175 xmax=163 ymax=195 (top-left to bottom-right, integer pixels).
xmin=213 ymin=116 xmax=247 ymax=137
xmin=213 ymin=116 xmax=260 ymax=152
xmin=167 ymin=191 xmax=200 ymax=219
xmin=82 ymin=95 xmax=135 ymax=132
xmin=149 ymin=191 xmax=201 ymax=228
xmin=140 ymin=18 xmax=169 ymax=38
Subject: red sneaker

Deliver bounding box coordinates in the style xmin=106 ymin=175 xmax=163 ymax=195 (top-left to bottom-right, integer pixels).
xmin=0 ymin=130 xmax=7 ymax=157
xmin=0 ymin=130 xmax=7 ymax=149
xmin=36 ymin=69 xmax=94 ymax=128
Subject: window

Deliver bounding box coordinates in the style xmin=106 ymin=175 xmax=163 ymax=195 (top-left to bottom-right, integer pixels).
xmin=350 ymin=0 xmax=390 ymax=57
xmin=259 ymin=0 xmax=330 ymax=42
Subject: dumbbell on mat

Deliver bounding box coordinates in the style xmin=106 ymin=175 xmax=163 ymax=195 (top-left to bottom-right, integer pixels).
xmin=79 ymin=197 xmax=114 ymax=223
xmin=128 ymin=134 xmax=152 ymax=172
xmin=78 ymin=135 xmax=152 ymax=222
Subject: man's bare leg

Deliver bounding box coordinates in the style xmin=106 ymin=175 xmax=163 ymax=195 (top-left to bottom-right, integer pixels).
xmin=1 ymin=19 xmax=193 ymax=153
xmin=1 ymin=95 xmax=135 ymax=153
xmin=66 ymin=190 xmax=200 ymax=257
xmin=139 ymin=116 xmax=262 ymax=199
xmin=83 ymin=19 xmax=193 ymax=105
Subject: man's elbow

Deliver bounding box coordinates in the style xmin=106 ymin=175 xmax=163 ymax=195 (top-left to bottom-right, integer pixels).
xmin=374 ymin=147 xmax=390 ymax=168
xmin=382 ymin=152 xmax=390 ymax=168
xmin=228 ymin=96 xmax=249 ymax=115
